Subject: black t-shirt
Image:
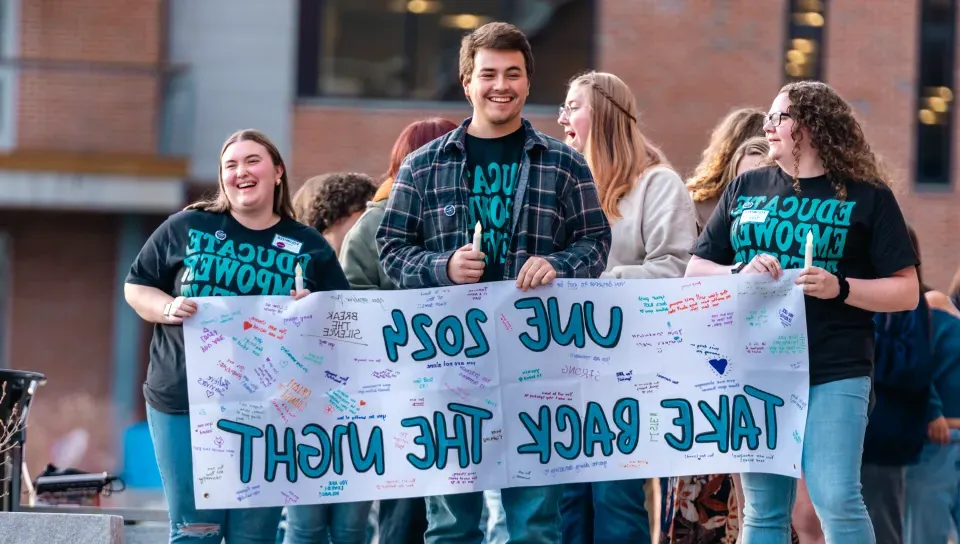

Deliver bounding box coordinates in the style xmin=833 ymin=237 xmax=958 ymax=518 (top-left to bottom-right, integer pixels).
xmin=692 ymin=166 xmax=919 ymax=386
xmin=465 ymin=127 xmax=525 ymax=282
xmin=125 ymin=210 xmax=349 ymax=414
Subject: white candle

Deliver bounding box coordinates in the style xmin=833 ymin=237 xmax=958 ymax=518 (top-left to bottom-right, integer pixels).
xmin=472 ymin=221 xmax=483 ymax=252
xmin=804 ymin=231 xmax=814 ymax=269
xmin=295 ymin=262 xmax=304 ymax=292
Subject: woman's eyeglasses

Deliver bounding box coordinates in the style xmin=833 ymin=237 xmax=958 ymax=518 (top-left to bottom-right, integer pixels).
xmin=765 ymin=111 xmax=792 ymax=127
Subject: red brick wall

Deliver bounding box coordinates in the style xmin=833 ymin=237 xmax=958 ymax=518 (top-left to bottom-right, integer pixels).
xmin=291 ymin=105 xmax=563 ymax=188
xmin=17 ymin=0 xmax=164 ymax=153
xmin=292 ymin=0 xmax=960 ymax=291
xmin=0 ymin=212 xmax=119 ymax=476
xmin=825 ymin=0 xmax=960 ymax=291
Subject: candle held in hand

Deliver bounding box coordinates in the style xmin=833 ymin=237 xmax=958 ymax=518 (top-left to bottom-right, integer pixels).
xmin=804 ymin=231 xmax=814 ymax=270
xmin=472 ymin=221 xmax=483 ymax=252
xmin=295 ymin=262 xmax=304 ymax=292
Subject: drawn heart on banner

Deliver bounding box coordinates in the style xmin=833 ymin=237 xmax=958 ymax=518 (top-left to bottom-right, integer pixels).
xmin=206 ymin=391 xmax=214 ymax=398
xmin=359 ymin=400 xmax=367 ymax=406
xmin=708 ymin=358 xmax=729 ymax=375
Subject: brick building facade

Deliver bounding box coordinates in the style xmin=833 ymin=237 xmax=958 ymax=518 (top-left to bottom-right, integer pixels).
xmin=1 ymin=0 xmax=958 ymax=483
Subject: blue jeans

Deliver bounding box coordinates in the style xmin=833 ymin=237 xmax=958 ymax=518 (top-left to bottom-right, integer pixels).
xmin=740 ymin=376 xmax=874 ymax=544
xmin=376 ymin=498 xmax=428 ymax=543
xmin=425 ymin=485 xmax=561 ymax=544
xmin=559 ymin=480 xmax=649 ymax=544
xmin=903 ymin=431 xmax=960 ymax=544
xmin=283 ymin=501 xmax=373 ymax=544
xmin=146 ymin=404 xmax=283 ymax=543
xmin=481 ymin=490 xmax=509 ymax=544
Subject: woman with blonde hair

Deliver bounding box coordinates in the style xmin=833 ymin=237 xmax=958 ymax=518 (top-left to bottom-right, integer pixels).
xmin=686 ymin=108 xmax=767 ymax=230
xmin=558 ymin=70 xmax=698 ymax=544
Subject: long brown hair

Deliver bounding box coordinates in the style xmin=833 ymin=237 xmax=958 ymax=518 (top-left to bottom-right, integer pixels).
xmin=779 ymin=81 xmax=890 ymax=199
xmin=376 ymin=118 xmax=459 ymax=202
xmin=569 ymin=71 xmax=667 ymax=221
xmin=687 ymin=108 xmax=766 ymax=202
xmin=185 ymin=129 xmax=295 ymax=218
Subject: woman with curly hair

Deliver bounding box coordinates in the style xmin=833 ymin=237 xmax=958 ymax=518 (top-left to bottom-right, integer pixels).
xmin=291 ymin=172 xmax=377 ymax=257
xmin=686 ymin=81 xmax=920 ymax=544
xmin=686 ymin=108 xmax=767 ymax=230
xmin=660 ymin=135 xmax=783 ymax=544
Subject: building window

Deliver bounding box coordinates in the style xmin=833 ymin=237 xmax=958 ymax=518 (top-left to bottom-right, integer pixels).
xmin=783 ymin=0 xmax=827 ymax=82
xmin=297 ymin=0 xmax=595 ymax=105
xmin=916 ymin=0 xmax=957 ymax=187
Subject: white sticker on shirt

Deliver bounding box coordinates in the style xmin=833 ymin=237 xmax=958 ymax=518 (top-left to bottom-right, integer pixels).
xmin=741 ymin=209 xmax=770 ymax=224
xmin=272 ymin=234 xmax=303 ymax=254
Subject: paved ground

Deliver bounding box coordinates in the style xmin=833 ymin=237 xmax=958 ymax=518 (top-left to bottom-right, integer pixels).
xmin=124 ymin=522 xmax=169 ymax=544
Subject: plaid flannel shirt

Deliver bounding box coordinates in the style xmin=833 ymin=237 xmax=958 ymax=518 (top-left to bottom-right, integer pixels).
xmin=377 ymin=117 xmax=611 ymax=289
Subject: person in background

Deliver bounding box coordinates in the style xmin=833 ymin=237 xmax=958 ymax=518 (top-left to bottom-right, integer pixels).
xmin=859 ymin=223 xmax=940 ymax=544
xmin=686 ymin=81 xmax=919 ymax=544
xmin=338 ymin=118 xmax=458 ymax=544
xmin=283 ymin=172 xmax=376 ymax=544
xmin=339 ymin=118 xmax=458 ymax=292
xmin=124 ymin=129 xmax=349 ymax=543
xmin=377 ymin=21 xmax=611 ymax=544
xmin=660 ymin=136 xmax=782 ymax=544
xmin=902 ymin=226 xmax=960 ymax=543
xmin=947 ymin=266 xmax=960 ymax=313
xmin=557 ymin=70 xmax=696 ymax=544
xmin=686 ymin=108 xmax=766 ymax=231
xmin=291 ymin=172 xmax=377 ymax=257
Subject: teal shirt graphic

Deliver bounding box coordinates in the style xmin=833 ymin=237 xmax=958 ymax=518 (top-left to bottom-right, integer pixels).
xmin=730 ymin=194 xmax=857 ymax=274
xmin=692 ymin=166 xmax=918 ymax=387
xmin=465 ymin=127 xmax=525 ymax=282
xmin=126 ymin=210 xmax=348 ymax=414
xmin=180 ymin=228 xmax=308 ymax=297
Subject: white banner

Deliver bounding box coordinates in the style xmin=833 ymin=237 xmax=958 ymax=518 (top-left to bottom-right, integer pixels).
xmin=184 ymin=272 xmax=809 ymax=510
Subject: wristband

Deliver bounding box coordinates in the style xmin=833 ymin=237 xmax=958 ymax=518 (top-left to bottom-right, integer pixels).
xmin=835 ymin=273 xmax=850 ymax=302
xmin=731 ymin=262 xmax=747 ymax=274
xmin=163 ymin=302 xmax=173 ymax=317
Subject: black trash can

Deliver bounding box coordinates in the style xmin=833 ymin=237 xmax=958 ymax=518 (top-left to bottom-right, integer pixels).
xmin=0 ymin=369 xmax=46 ymax=512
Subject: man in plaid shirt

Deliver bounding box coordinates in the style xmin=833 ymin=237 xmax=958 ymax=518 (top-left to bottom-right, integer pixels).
xmin=377 ymin=21 xmax=611 ymax=544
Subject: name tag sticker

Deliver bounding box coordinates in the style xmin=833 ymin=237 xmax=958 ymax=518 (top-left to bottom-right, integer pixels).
xmin=741 ymin=210 xmax=770 ymax=224
xmin=272 ymin=234 xmax=303 ymax=254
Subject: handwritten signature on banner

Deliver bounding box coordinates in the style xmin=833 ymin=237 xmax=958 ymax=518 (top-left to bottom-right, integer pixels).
xmin=183 ymin=274 xmax=809 ymax=509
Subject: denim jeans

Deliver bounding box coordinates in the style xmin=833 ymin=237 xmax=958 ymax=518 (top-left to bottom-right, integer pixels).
xmin=740 ymin=376 xmax=874 ymax=544
xmin=424 ymin=485 xmax=561 ymax=544
xmin=481 ymin=490 xmax=509 ymax=544
xmin=283 ymin=501 xmax=373 ymax=544
xmin=375 ymin=498 xmax=428 ymax=543
xmin=146 ymin=404 xmax=283 ymax=543
xmin=903 ymin=430 xmax=960 ymax=544
xmin=559 ymin=480 xmax=649 ymax=544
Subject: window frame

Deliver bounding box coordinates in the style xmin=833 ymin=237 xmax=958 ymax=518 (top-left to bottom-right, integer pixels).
xmin=782 ymin=0 xmax=828 ymax=84
xmin=295 ymin=0 xmax=596 ymax=106
xmin=914 ymin=0 xmax=957 ymax=190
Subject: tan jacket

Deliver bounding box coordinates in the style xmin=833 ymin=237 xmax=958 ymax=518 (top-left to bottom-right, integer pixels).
xmin=600 ymin=166 xmax=698 ymax=280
